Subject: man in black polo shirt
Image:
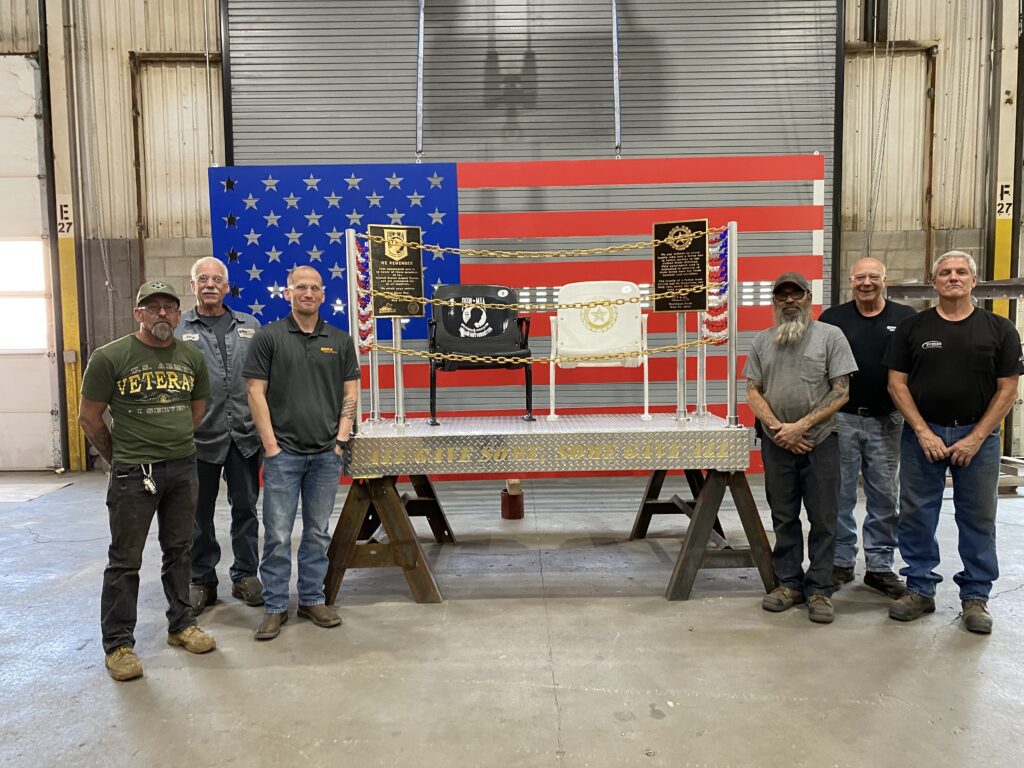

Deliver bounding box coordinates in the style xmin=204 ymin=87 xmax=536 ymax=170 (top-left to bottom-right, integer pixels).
xmin=820 ymin=257 xmax=915 ymax=599
xmin=884 ymin=251 xmax=1023 ymax=634
xmin=244 ymin=265 xmax=360 ymax=641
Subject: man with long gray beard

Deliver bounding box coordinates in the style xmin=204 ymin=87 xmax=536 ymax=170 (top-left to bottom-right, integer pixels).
xmin=744 ymin=272 xmax=857 ymax=624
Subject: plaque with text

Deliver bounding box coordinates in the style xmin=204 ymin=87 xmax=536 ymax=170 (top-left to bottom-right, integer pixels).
xmin=652 ymin=219 xmax=708 ymax=313
xmin=368 ymin=225 xmax=425 ymax=317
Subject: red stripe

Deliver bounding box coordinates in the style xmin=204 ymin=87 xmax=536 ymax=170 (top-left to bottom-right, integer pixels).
xmin=459 ymin=256 xmax=822 ymax=286
xmin=456 ymin=155 xmax=826 ymax=189
xmin=459 ymin=206 xmax=823 ymax=240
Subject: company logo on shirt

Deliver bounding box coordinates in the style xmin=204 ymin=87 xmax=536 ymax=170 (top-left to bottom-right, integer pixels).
xmin=886 ymin=325 xmax=897 ymax=332
xmin=320 ymin=346 xmax=338 ymax=355
xmin=921 ymin=341 xmax=942 ymax=350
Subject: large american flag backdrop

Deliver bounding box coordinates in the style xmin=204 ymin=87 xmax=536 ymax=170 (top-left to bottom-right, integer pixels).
xmin=209 ymin=155 xmax=826 ymax=472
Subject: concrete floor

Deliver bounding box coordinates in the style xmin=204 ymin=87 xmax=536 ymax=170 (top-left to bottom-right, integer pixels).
xmin=1 ymin=472 xmax=1022 ymax=768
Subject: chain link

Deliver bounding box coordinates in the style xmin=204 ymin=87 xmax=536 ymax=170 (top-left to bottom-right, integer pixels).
xmin=359 ymin=283 xmax=722 ymax=312
xmin=366 ymin=338 xmax=719 ymax=366
xmin=358 ymin=227 xmax=728 ymax=260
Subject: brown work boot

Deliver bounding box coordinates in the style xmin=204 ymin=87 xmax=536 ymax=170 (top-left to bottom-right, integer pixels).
xmin=761 ymin=586 xmax=806 ymax=613
xmin=889 ymin=591 xmax=936 ymax=622
xmin=105 ymin=647 xmax=143 ymax=682
xmin=961 ymin=599 xmax=993 ymax=634
xmin=167 ymin=625 xmax=216 ymax=654
xmin=297 ymin=603 xmax=342 ymax=628
xmin=255 ymin=611 xmax=288 ymax=641
xmin=807 ymin=594 xmax=835 ymax=624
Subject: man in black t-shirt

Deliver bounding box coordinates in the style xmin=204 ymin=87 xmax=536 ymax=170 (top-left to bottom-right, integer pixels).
xmin=884 ymin=251 xmax=1023 ymax=634
xmin=820 ymin=258 xmax=916 ymax=599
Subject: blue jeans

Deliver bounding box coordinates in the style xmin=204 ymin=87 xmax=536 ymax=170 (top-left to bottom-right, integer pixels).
xmin=834 ymin=411 xmax=902 ymax=571
xmin=259 ymin=448 xmax=342 ymax=613
xmin=898 ymin=423 xmax=1000 ymax=600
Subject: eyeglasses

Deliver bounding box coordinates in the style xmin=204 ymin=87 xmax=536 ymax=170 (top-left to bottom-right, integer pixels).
xmin=772 ymin=289 xmax=807 ymax=303
xmin=850 ymin=273 xmax=884 ymax=283
xmin=139 ymin=303 xmax=180 ymax=314
xmin=195 ymin=274 xmax=226 ymax=285
xmin=289 ymin=283 xmax=323 ymax=294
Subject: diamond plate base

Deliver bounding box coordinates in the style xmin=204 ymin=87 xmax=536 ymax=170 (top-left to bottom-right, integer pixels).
xmin=351 ymin=413 xmax=752 ymax=477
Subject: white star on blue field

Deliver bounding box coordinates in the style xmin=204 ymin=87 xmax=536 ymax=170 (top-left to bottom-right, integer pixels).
xmin=209 ymin=163 xmax=460 ymax=339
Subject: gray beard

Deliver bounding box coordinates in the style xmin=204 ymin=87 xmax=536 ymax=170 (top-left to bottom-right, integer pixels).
xmin=773 ymin=309 xmax=810 ymax=346
xmin=151 ymin=323 xmax=173 ymax=341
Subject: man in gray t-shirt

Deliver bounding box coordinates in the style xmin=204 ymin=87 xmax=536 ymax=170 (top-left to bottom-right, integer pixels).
xmin=743 ymin=272 xmax=858 ymax=624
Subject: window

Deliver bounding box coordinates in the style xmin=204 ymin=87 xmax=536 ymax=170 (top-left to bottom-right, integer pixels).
xmin=0 ymin=240 xmax=50 ymax=351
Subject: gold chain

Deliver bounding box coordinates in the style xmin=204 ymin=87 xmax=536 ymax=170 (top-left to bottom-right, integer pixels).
xmin=365 ymin=338 xmax=718 ymax=366
xmin=358 ymin=227 xmax=728 ymax=260
xmin=358 ymin=283 xmax=721 ymax=311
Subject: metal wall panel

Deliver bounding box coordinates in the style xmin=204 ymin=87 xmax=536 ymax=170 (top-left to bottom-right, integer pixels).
xmin=842 ymin=51 xmax=927 ymax=230
xmin=0 ymin=0 xmax=38 ymax=53
xmin=843 ymin=0 xmax=991 ymax=231
xmin=139 ymin=61 xmax=224 ymax=238
xmin=72 ymin=0 xmax=219 ymax=239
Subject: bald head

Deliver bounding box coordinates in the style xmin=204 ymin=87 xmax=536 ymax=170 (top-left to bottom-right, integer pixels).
xmin=850 ymin=258 xmax=885 ymax=280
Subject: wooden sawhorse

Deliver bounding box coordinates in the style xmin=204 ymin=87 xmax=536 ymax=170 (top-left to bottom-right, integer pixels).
xmin=324 ymin=475 xmax=453 ymax=604
xmin=631 ymin=469 xmax=777 ymax=600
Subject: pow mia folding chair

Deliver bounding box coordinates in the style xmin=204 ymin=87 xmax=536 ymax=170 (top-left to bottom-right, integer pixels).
xmin=428 ymin=284 xmax=534 ymax=425
xmin=548 ymin=280 xmax=649 ymax=420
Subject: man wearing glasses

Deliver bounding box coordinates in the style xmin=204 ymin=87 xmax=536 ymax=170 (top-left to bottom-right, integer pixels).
xmin=244 ymin=265 xmax=360 ymax=641
xmin=819 ymin=259 xmax=915 ymax=599
xmin=175 ymin=257 xmax=264 ymax=616
xmin=744 ymin=272 xmax=857 ymax=624
xmin=80 ymin=281 xmax=216 ymax=681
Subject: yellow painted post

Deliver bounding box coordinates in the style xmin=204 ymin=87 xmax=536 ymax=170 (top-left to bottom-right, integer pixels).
xmin=992 ymin=1 xmax=1018 ymax=319
xmin=46 ymin=1 xmax=87 ymax=470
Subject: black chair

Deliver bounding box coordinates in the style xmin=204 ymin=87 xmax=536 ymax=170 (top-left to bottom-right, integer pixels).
xmin=428 ymin=284 xmax=534 ymax=425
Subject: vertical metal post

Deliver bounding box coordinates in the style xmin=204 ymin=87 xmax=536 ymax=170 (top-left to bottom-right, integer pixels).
xmin=415 ymin=0 xmax=425 ymax=157
xmin=696 ymin=311 xmax=707 ymax=416
xmin=610 ymin=0 xmax=622 ymax=155
xmin=727 ymin=220 xmax=739 ymax=427
xmin=675 ymin=313 xmax=688 ymax=420
xmin=392 ymin=319 xmax=407 ymax=425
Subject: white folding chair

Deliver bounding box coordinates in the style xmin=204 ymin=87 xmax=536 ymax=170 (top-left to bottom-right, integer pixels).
xmin=548 ymin=280 xmax=649 ymax=420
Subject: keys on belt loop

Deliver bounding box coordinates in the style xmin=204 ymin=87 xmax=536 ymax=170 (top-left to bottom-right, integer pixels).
xmin=141 ymin=463 xmax=157 ymax=495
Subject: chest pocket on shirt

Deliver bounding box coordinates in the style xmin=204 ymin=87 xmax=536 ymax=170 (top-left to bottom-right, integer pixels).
xmin=973 ymin=345 xmax=995 ymax=373
xmin=799 ymin=352 xmax=827 ymax=384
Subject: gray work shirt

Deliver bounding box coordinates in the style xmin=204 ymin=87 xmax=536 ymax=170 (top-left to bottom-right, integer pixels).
xmin=175 ymin=306 xmax=262 ymax=462
xmin=743 ymin=320 xmax=858 ymax=447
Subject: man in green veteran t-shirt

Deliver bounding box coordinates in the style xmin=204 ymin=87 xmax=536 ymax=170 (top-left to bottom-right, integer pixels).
xmin=80 ymin=280 xmax=217 ymax=681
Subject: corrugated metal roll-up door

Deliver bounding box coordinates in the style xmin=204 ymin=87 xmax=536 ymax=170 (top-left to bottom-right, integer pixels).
xmin=224 ymin=0 xmax=837 ymax=415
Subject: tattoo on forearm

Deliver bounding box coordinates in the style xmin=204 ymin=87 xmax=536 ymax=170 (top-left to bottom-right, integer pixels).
xmin=341 ymin=396 xmax=357 ymax=421
xmin=84 ymin=425 xmax=113 ymax=464
xmin=806 ymin=374 xmax=850 ymax=419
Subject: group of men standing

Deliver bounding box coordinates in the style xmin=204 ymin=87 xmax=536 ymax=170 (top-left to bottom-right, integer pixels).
xmin=79 ymin=260 xmax=359 ymax=681
xmin=79 ymin=247 xmax=1019 ymax=681
xmin=747 ymin=251 xmax=1021 ymax=633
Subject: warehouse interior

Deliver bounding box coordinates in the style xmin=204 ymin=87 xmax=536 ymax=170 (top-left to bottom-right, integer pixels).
xmin=1 ymin=1 xmax=1023 ymax=766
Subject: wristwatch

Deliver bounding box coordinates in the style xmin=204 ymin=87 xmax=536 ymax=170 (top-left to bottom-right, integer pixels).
xmin=337 ymin=438 xmax=351 ymax=449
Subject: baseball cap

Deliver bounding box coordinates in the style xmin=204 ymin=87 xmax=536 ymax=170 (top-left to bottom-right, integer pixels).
xmin=136 ymin=280 xmax=180 ymax=306
xmin=772 ymin=272 xmax=811 ymax=293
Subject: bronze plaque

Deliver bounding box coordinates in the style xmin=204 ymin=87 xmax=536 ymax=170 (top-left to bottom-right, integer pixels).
xmin=368 ymin=225 xmax=425 ymax=317
xmin=652 ymin=219 xmax=709 ymax=313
